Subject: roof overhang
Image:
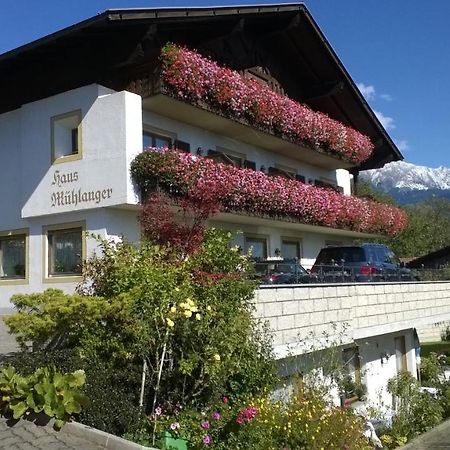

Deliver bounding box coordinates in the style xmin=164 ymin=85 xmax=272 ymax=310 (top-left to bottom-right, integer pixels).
xmin=0 ymin=3 xmax=402 ymax=170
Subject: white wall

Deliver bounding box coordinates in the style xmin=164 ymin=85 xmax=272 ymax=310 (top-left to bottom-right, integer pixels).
xmin=358 ymin=330 xmax=417 ymax=409
xmin=0 ymin=208 xmax=140 ymax=313
xmin=19 ymin=85 xmax=143 ymax=218
xmin=274 ymin=329 xmax=417 ymax=412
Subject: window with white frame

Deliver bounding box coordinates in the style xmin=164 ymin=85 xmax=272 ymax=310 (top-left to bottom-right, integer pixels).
xmin=281 ymin=239 xmax=302 ymax=259
xmin=0 ymin=233 xmax=26 ymax=279
xmin=244 ymin=235 xmax=268 ymax=259
xmin=143 ymin=130 xmax=173 ymax=150
xmin=47 ymin=227 xmax=83 ymax=277
xmin=51 ymin=110 xmax=82 ymax=162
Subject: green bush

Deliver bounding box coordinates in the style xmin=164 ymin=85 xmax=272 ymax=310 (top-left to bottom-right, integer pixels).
xmin=420 ymin=353 xmax=443 ymax=387
xmin=0 ymin=365 xmax=87 ymax=428
xmin=131 ymin=387 xmax=371 ymax=450
xmin=384 ymin=372 xmax=443 ymax=443
xmin=1 ymin=350 xmax=145 ymax=436
xmin=3 ymin=229 xmax=276 ymax=439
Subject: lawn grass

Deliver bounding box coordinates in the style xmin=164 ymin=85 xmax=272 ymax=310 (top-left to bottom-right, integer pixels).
xmin=421 ymin=341 xmax=450 ymax=357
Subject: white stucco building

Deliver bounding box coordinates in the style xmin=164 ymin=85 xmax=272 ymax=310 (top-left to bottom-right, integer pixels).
xmin=1 ymin=4 xmax=448 ymax=411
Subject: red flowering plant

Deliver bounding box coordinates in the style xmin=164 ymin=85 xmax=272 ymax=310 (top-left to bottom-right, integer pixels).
xmin=160 ymin=43 xmax=374 ymax=165
xmin=131 ymin=149 xmax=408 ymax=236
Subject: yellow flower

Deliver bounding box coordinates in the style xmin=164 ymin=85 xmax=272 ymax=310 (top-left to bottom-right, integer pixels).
xmin=166 ymin=318 xmax=175 ymax=328
xmin=170 ymin=306 xmax=177 ymax=313
xmin=195 ymin=313 xmax=201 ymax=321
xmin=206 ymin=305 xmax=212 ymax=311
xmin=184 ymin=310 xmax=193 ymax=318
xmin=213 ymin=354 xmax=221 ymax=361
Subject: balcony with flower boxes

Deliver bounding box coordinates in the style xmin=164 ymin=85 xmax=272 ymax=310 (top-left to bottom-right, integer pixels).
xmin=137 ymin=44 xmax=374 ymax=171
xmin=131 ymin=149 xmax=408 ymax=237
xmin=255 ymin=281 xmax=450 ymax=359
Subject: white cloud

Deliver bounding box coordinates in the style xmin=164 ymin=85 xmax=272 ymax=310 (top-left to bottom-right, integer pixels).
xmin=380 ymin=93 xmax=393 ymax=101
xmin=394 ymin=139 xmax=409 ymax=152
xmin=374 ymin=110 xmax=395 ymax=130
xmin=356 ymin=82 xmax=376 ymax=100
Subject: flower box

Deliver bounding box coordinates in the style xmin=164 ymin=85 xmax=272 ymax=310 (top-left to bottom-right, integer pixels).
xmin=131 ymin=149 xmax=408 ymax=236
xmin=159 ymin=43 xmax=374 ymax=165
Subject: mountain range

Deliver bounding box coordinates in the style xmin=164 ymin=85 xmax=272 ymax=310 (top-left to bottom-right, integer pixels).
xmin=360 ymin=161 xmax=450 ymax=204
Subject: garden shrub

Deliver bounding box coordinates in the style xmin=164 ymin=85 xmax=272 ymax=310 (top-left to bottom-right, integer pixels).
xmin=130 ymin=386 xmax=371 ymax=450
xmin=4 ymin=223 xmax=276 ymax=440
xmin=0 ymin=365 xmax=87 ymax=428
xmin=1 ymin=350 xmax=145 ymax=436
xmin=380 ymin=372 xmax=443 ymax=446
xmin=420 ymin=353 xmax=443 ymax=387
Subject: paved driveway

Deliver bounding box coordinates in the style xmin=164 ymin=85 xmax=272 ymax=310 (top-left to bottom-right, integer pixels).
xmin=0 ymin=415 xmax=153 ymax=450
xmin=399 ymin=419 xmax=450 ymax=450
xmin=0 ymin=416 xmax=107 ymax=450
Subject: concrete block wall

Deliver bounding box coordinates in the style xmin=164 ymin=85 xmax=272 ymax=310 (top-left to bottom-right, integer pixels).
xmin=254 ymin=281 xmax=450 ymax=358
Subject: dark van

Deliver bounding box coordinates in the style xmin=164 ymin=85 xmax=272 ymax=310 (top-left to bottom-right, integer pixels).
xmin=311 ymin=244 xmax=417 ymax=282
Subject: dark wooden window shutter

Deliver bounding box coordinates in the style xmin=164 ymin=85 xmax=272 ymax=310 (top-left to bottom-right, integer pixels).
xmin=244 ymin=160 xmax=256 ymax=170
xmin=174 ymin=140 xmax=190 ymax=153
xmin=207 ymin=149 xmax=220 ymax=157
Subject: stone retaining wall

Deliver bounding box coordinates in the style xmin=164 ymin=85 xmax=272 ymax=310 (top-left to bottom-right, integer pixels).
xmin=254 ymin=281 xmax=450 ymax=358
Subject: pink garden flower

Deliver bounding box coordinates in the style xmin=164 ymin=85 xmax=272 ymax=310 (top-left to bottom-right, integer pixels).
xmin=202 ymin=435 xmax=212 ymax=445
xmin=236 ymin=406 xmax=258 ymax=425
xmin=160 ymin=43 xmax=374 ymax=165
xmin=131 ymin=149 xmax=408 ymax=236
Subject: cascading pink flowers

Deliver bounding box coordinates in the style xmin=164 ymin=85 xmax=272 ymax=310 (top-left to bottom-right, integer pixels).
xmin=131 ymin=149 xmax=408 ymax=236
xmin=160 ymin=43 xmax=374 ymax=165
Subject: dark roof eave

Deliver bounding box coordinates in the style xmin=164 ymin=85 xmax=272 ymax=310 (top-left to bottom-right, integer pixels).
xmin=0 ymin=3 xmax=305 ymax=61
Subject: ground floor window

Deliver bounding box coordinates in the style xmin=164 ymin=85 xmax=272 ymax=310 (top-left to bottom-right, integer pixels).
xmin=46 ymin=226 xmax=83 ymax=277
xmin=281 ymin=239 xmax=302 ymax=259
xmin=0 ymin=233 xmax=26 ymax=280
xmin=244 ymin=235 xmax=268 ymax=259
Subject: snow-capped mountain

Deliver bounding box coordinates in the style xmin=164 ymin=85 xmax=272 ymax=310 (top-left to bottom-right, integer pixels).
xmin=360 ymin=161 xmax=450 ymax=204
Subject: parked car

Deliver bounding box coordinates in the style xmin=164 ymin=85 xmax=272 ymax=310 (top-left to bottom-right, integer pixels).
xmin=311 ymin=244 xmax=418 ymax=282
xmin=253 ymin=258 xmax=314 ymax=284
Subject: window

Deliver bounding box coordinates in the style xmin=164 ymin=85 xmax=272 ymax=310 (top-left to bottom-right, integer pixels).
xmin=51 ymin=110 xmax=82 ymax=163
xmin=47 ymin=227 xmax=83 ymax=277
xmin=208 ymin=149 xmax=246 ymax=168
xmin=281 ymin=239 xmax=302 ymax=259
xmin=143 ymin=130 xmax=173 ymax=149
xmin=244 ymin=235 xmax=268 ymax=259
xmin=0 ymin=233 xmax=26 ymax=280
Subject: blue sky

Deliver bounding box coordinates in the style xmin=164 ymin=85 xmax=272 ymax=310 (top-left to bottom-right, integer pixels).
xmin=1 ymin=0 xmax=449 ymax=168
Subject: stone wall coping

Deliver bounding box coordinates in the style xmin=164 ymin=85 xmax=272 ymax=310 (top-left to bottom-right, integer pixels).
xmin=64 ymin=421 xmax=157 ymax=450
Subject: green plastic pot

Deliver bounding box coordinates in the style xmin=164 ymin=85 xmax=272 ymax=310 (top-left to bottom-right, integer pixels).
xmin=164 ymin=431 xmax=188 ymax=450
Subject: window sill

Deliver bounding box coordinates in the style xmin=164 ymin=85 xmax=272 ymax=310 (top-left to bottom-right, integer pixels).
xmin=0 ymin=278 xmax=28 ymax=286
xmin=52 ymin=153 xmax=82 ymax=165
xmin=43 ymin=275 xmax=83 ymax=284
